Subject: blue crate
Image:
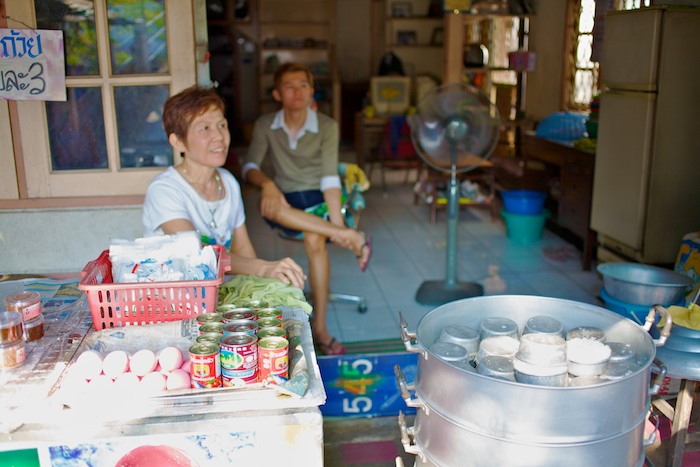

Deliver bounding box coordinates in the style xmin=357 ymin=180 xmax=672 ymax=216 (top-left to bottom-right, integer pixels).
xmin=318 ymin=348 xmax=418 ymax=418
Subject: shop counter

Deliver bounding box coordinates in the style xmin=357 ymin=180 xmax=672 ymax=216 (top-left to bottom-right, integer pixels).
xmin=0 ymin=278 xmax=326 ymax=466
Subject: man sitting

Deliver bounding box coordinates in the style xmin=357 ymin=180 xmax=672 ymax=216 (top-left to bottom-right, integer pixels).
xmin=243 ymin=63 xmax=372 ymax=355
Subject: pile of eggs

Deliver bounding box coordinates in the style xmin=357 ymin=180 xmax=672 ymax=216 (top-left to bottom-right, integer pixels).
xmin=63 ymin=346 xmax=192 ymax=394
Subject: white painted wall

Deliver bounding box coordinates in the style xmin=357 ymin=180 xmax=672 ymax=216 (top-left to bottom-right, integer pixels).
xmin=0 ymin=207 xmax=144 ymax=274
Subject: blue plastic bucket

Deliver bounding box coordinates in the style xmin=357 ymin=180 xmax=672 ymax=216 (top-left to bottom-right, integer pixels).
xmin=501 ymin=209 xmax=550 ymax=245
xmin=600 ymin=288 xmax=659 ymax=338
xmin=502 ymin=190 xmax=547 ymax=215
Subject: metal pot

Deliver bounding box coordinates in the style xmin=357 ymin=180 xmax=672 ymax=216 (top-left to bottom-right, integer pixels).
xmin=399 ymin=405 xmax=647 ymax=467
xmin=396 ymin=296 xmax=670 ymax=466
xmin=597 ymin=262 xmax=692 ymax=306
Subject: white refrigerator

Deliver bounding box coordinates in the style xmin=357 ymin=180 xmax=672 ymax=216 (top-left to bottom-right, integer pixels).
xmin=590 ymin=6 xmax=700 ymax=264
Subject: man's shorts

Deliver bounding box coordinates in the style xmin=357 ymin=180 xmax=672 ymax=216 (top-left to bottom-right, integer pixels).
xmin=264 ymin=189 xmax=326 ymax=239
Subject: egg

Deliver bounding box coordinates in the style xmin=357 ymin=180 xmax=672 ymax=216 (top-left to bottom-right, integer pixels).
xmin=166 ymin=369 xmax=192 ymax=390
xmin=158 ymin=346 xmax=184 ymax=372
xmin=102 ymin=350 xmax=130 ymax=379
xmin=88 ymin=374 xmax=114 ymax=392
xmin=140 ymin=371 xmax=167 ymax=394
xmin=179 ymin=358 xmax=191 ymax=374
xmin=130 ymin=349 xmax=157 ymax=377
xmin=114 ymin=372 xmax=141 ymax=391
xmin=75 ymin=350 xmax=104 ymax=381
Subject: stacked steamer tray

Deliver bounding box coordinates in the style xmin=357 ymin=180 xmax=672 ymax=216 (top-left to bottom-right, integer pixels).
xmin=500 ymin=189 xmax=548 ymax=244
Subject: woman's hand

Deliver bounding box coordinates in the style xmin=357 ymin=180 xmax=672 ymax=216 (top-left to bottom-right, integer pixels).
xmin=259 ymin=257 xmax=307 ymax=289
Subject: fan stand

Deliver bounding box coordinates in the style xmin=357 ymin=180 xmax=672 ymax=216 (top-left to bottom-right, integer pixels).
xmin=416 ymin=118 xmax=484 ymax=306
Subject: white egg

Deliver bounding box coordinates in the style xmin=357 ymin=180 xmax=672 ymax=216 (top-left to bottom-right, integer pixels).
xmin=158 ymin=346 xmax=184 ymax=372
xmin=130 ymin=349 xmax=157 ymax=377
xmin=114 ymin=372 xmax=141 ymax=391
xmin=140 ymin=371 xmax=167 ymax=394
xmin=75 ymin=350 xmax=104 ymax=380
xmin=154 ymin=363 xmax=171 ymax=377
xmin=179 ymin=358 xmax=191 ymax=374
xmin=102 ymin=350 xmax=130 ymax=379
xmin=88 ymin=374 xmax=114 ymax=391
xmin=166 ymin=369 xmax=192 ymax=390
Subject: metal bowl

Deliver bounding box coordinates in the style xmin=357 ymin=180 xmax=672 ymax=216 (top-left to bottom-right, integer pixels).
xmin=597 ymin=262 xmax=692 ymax=306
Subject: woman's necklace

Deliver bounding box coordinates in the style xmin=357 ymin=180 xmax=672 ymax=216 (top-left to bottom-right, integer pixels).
xmin=180 ymin=166 xmax=224 ymax=231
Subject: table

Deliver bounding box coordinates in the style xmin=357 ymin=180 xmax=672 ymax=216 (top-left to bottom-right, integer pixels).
xmin=521 ymin=132 xmax=596 ymax=270
xmin=0 ymin=278 xmax=325 ymax=466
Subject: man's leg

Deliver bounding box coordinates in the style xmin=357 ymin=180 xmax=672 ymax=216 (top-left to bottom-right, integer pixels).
xmin=304 ymin=231 xmax=344 ymax=354
xmin=268 ymin=204 xmax=370 ymax=269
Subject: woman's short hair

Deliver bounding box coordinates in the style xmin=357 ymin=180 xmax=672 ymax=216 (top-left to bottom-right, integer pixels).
xmin=162 ymin=85 xmax=225 ymax=139
xmin=273 ymin=62 xmax=314 ymax=91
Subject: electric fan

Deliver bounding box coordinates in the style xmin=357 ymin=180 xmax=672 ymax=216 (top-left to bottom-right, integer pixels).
xmin=409 ymin=82 xmax=500 ymax=305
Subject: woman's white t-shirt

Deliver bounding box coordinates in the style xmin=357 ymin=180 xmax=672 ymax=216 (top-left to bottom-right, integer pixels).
xmin=143 ymin=166 xmax=245 ymax=249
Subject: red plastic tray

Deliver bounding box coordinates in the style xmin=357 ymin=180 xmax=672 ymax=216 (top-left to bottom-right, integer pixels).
xmin=78 ymin=246 xmax=230 ymax=330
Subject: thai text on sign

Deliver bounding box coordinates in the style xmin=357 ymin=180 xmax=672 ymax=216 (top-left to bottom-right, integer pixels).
xmin=0 ymin=28 xmax=66 ymax=101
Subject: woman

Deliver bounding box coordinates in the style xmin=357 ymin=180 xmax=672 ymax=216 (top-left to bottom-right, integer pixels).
xmin=143 ymin=85 xmax=306 ymax=288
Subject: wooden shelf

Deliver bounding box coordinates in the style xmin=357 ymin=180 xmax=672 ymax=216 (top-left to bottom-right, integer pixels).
xmin=256 ymin=0 xmax=340 ymax=123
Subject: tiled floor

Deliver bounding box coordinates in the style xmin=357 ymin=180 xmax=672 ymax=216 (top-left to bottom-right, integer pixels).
xmin=242 ymin=156 xmax=605 ymax=345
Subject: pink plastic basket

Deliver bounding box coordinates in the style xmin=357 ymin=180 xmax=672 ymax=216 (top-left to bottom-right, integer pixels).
xmin=78 ymin=246 xmax=230 ymax=330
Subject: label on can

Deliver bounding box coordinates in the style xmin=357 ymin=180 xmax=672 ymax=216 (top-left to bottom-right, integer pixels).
xmin=223 ymin=319 xmax=258 ymax=336
xmin=258 ymin=336 xmax=289 ymax=382
xmin=222 ymin=308 xmax=256 ymax=323
xmin=199 ymin=322 xmax=224 ymax=335
xmin=257 ymin=326 xmax=287 ymax=340
xmin=256 ymin=307 xmax=283 ymax=320
xmin=219 ymin=334 xmax=258 ymax=384
xmin=189 ymin=342 xmax=221 ymax=388
xmin=256 ymin=317 xmax=282 ymax=329
xmin=196 ymin=312 xmax=223 ymax=326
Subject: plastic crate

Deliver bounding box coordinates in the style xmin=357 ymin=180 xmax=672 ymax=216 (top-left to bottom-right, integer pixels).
xmin=78 ymin=246 xmax=230 ymax=330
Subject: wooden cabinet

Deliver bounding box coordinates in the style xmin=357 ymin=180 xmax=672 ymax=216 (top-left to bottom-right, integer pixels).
xmin=521 ymin=132 xmax=596 ymax=270
xmin=256 ymin=0 xmax=340 ymax=123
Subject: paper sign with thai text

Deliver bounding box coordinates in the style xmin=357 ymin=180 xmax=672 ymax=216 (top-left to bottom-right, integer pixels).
xmin=0 ymin=28 xmax=66 ymax=101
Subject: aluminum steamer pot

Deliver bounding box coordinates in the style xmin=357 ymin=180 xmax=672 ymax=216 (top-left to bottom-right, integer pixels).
xmin=396 ymin=295 xmax=670 ymax=467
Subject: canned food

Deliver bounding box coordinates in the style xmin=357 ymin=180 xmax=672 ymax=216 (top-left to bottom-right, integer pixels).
xmin=223 ymin=319 xmax=257 ymax=336
xmin=0 ymin=339 xmax=26 ymax=369
xmin=216 ymin=303 xmax=240 ymax=313
xmin=0 ymin=311 xmax=24 ymax=345
xmin=4 ymin=292 xmax=41 ymax=321
xmin=256 ymin=317 xmax=282 ymax=329
xmin=256 ymin=307 xmax=283 ymax=320
xmin=240 ymin=300 xmax=267 ymax=310
xmin=258 ymin=336 xmax=289 ymax=381
xmin=196 ymin=312 xmax=223 ymax=326
xmin=23 ymin=313 xmax=45 ymax=342
xmin=220 ymin=334 xmax=258 ymax=385
xmin=222 ymin=308 xmax=256 ymax=323
xmin=257 ymin=326 xmax=287 ymax=340
xmin=189 ymin=342 xmax=221 ymax=388
xmin=196 ymin=333 xmax=222 ymax=345
xmin=199 ymin=322 xmax=224 ymax=335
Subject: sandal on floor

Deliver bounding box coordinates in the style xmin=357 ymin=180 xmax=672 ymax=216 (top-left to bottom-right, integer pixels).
xmin=357 ymin=234 xmax=373 ymax=273
xmin=316 ymin=336 xmax=346 ymax=356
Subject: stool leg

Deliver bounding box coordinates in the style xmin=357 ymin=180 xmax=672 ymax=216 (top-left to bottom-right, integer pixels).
xmin=669 ymin=379 xmax=696 ymax=467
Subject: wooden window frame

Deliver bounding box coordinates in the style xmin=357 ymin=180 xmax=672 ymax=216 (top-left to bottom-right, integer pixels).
xmin=0 ymin=0 xmax=196 ymax=208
